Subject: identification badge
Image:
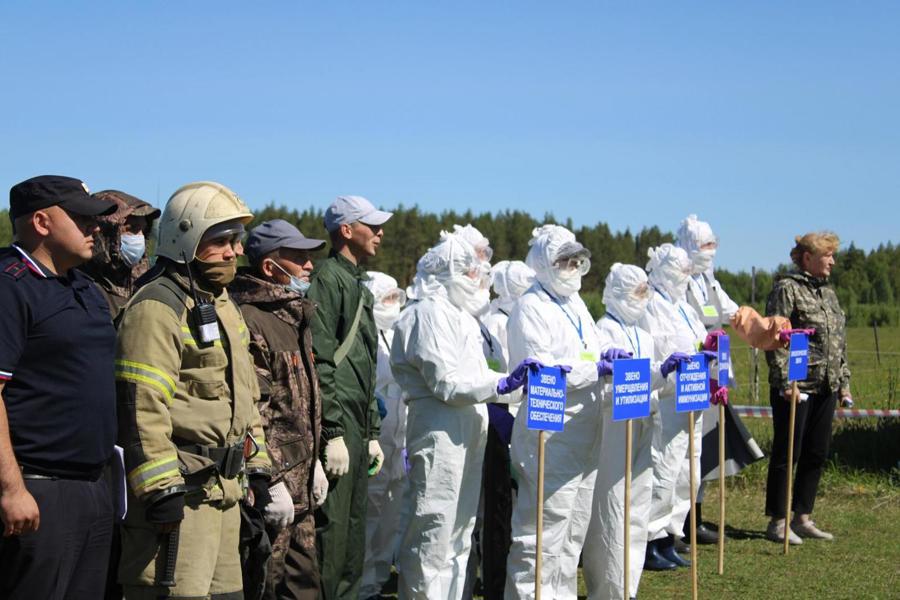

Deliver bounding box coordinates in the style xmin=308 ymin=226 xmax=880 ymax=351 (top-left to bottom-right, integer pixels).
xmin=486 ymin=357 xmax=502 ymax=372
xmin=702 ymin=305 xmax=719 ymax=318
xmin=580 ymin=351 xmax=597 ymax=362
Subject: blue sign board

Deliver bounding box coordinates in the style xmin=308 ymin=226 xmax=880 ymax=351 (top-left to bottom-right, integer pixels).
xmin=717 ymin=335 xmax=731 ymax=387
xmin=612 ymin=358 xmax=652 ymax=421
xmin=788 ymin=333 xmax=809 ymax=382
xmin=526 ymin=365 xmax=567 ymax=432
xmin=675 ymin=354 xmax=710 ymax=413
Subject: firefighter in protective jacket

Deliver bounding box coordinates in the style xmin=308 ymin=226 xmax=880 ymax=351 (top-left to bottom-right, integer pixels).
xmin=115 ymin=181 xmax=272 ymax=600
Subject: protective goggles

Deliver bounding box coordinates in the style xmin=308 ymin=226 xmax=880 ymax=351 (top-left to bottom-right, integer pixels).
xmin=629 ymin=282 xmax=651 ymax=301
xmin=378 ymin=288 xmax=407 ymax=307
xmin=553 ymin=255 xmax=591 ymax=276
xmin=477 ymin=245 xmax=494 ymax=263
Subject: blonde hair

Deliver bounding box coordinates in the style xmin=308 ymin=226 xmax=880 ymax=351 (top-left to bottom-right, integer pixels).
xmin=790 ymin=231 xmax=840 ymax=267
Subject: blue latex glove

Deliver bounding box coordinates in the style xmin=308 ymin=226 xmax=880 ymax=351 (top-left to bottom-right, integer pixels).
xmin=487 ymin=403 xmax=515 ymax=445
xmin=375 ymin=395 xmax=387 ymax=420
xmin=597 ymin=359 xmax=614 ymax=377
xmin=700 ymin=350 xmax=718 ymax=363
xmin=556 ymin=364 xmax=573 ymax=374
xmin=497 ymin=358 xmax=545 ymax=395
xmin=660 ymin=352 xmax=692 ymax=378
xmin=601 ymin=347 xmax=633 ymax=361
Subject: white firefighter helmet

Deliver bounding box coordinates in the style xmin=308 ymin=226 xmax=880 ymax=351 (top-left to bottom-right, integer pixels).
xmin=156 ymin=181 xmax=253 ymax=263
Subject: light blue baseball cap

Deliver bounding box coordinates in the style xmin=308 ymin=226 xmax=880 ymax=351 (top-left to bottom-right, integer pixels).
xmin=323 ymin=195 xmax=393 ymax=233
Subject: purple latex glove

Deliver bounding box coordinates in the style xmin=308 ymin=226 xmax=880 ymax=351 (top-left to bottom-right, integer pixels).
xmin=660 ymin=352 xmax=692 ymax=378
xmin=700 ymin=350 xmax=718 ymax=363
xmin=597 ymin=359 xmax=614 ymax=377
xmin=556 ymin=364 xmax=573 ymax=374
xmin=487 ymin=403 xmax=515 ymax=445
xmin=778 ymin=328 xmax=816 ymax=344
xmin=601 ymin=347 xmax=633 ymax=361
xmin=497 ymin=357 xmax=545 ymax=395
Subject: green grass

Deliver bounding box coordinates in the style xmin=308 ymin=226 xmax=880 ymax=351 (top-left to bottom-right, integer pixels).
xmin=728 ymin=326 xmax=900 ymax=410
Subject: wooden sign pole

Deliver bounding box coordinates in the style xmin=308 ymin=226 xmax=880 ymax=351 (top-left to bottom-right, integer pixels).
xmin=536 ymin=429 xmax=546 ymax=600
xmin=784 ymin=381 xmax=799 ymax=555
xmin=688 ymin=411 xmax=699 ymax=600
xmin=624 ymin=421 xmax=633 ymax=600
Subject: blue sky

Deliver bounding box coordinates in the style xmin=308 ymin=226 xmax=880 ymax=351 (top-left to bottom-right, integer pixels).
xmin=1 ymin=2 xmax=897 ymax=271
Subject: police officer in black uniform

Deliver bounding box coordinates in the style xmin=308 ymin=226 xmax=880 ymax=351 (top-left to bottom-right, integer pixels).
xmin=0 ymin=176 xmax=119 ymax=600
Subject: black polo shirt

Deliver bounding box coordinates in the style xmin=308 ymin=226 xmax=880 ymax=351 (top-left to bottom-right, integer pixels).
xmin=0 ymin=245 xmax=117 ymax=478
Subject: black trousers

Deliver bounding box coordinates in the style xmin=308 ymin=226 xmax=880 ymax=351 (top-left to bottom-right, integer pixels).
xmin=765 ymin=388 xmax=837 ymax=519
xmin=481 ymin=425 xmax=513 ymax=600
xmin=0 ymin=475 xmax=114 ymax=600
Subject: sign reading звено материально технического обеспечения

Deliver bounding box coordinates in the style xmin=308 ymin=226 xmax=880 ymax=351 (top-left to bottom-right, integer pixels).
xmin=526 ymin=365 xmax=567 ymax=432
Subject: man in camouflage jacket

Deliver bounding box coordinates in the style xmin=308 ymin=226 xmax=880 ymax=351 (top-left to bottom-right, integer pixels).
xmin=232 ymin=219 xmax=328 ymax=600
xmin=79 ymin=189 xmax=160 ymax=320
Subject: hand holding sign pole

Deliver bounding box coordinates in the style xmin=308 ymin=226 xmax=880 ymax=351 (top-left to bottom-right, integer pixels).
xmin=526 ymin=365 xmax=567 ymax=600
xmin=612 ymin=358 xmax=652 ymax=600
xmin=784 ymin=332 xmax=810 ymax=555
xmin=676 ymin=354 xmax=711 ymax=600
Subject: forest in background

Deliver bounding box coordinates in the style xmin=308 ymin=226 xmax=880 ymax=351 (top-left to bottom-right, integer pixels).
xmin=3 ymin=205 xmax=898 ymax=325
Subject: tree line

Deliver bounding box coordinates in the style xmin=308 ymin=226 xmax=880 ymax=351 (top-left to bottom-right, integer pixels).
xmin=2 ymin=205 xmax=898 ymax=326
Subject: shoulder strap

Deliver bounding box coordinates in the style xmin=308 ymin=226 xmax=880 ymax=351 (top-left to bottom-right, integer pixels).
xmin=115 ymin=276 xmax=189 ymax=329
xmin=333 ymin=294 xmax=365 ymax=367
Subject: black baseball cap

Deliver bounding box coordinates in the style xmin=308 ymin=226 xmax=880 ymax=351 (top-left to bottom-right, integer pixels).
xmin=9 ymin=175 xmax=117 ymax=221
xmin=245 ymin=219 xmax=326 ymax=262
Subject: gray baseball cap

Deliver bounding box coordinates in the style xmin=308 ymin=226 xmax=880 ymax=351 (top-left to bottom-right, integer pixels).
xmin=245 ymin=219 xmax=326 ymax=262
xmin=323 ymin=195 xmax=393 ymax=233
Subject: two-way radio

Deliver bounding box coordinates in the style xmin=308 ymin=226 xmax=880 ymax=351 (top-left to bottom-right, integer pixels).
xmin=182 ymin=252 xmax=221 ymax=343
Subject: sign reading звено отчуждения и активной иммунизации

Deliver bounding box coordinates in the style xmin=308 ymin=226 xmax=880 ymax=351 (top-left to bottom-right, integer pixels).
xmin=676 ymin=354 xmax=710 ymax=413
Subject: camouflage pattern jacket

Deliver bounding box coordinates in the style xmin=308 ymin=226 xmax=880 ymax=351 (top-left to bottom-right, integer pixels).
xmin=79 ymin=190 xmax=158 ymax=320
xmin=765 ymin=270 xmax=851 ymax=396
xmin=231 ymin=269 xmax=322 ymax=515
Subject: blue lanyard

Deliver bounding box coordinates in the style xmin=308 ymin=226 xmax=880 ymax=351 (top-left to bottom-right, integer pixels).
xmin=605 ymin=313 xmax=641 ymax=357
xmin=540 ymin=284 xmax=585 ymax=346
xmin=693 ymin=274 xmax=708 ymax=303
xmin=656 ymin=287 xmax=701 ymax=337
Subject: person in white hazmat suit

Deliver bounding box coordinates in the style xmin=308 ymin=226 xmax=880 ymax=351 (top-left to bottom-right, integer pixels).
xmin=675 ymin=215 xmax=757 ymax=546
xmin=391 ymin=232 xmax=544 ymax=600
xmin=504 ymin=225 xmax=630 ymax=600
xmin=582 ymin=263 xmax=692 ymax=599
xmin=483 ymin=260 xmax=536 ymax=372
xmin=637 ymin=244 xmax=710 ymax=569
xmin=479 ymin=259 xmax=535 ymax=600
xmin=359 ymin=271 xmax=409 ymax=599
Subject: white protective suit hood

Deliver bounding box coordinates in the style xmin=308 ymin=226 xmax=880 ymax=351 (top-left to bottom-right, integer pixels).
xmin=646 ymin=243 xmax=693 ymax=302
xmin=453 ymin=223 xmax=493 ymax=282
xmin=526 ymin=224 xmax=590 ymax=298
xmin=365 ymin=271 xmax=404 ymax=332
xmin=676 ymin=214 xmax=717 ymax=276
xmin=602 ymin=263 xmax=650 ymax=326
xmin=490 ymin=260 xmax=535 ymax=313
xmin=417 ymin=231 xmax=490 ymax=317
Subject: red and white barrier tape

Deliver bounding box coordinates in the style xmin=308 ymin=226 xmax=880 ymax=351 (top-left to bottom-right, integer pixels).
xmin=734 ymin=406 xmax=900 ymax=419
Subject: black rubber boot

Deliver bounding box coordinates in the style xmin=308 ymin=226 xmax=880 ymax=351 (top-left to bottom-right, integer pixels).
xmin=643 ymin=539 xmax=678 ymax=571
xmin=684 ymin=503 xmax=719 ymax=545
xmin=659 ymin=534 xmax=691 ymax=567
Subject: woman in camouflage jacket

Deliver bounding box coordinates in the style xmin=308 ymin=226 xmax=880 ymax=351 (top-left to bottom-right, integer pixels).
xmin=764 ymin=231 xmax=850 ymax=544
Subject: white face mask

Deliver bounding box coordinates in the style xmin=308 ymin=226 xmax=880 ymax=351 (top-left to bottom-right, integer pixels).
xmin=609 ymin=295 xmax=649 ymax=325
xmin=445 ymin=276 xmax=490 ymax=317
xmin=548 ymin=269 xmax=582 ymax=298
xmin=693 ymin=249 xmax=716 ymax=274
xmin=119 ymin=233 xmax=146 ymax=267
xmin=373 ymin=302 xmax=401 ymax=331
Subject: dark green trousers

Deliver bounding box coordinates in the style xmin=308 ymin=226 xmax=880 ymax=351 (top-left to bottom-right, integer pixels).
xmin=315 ymin=426 xmax=369 ymax=600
